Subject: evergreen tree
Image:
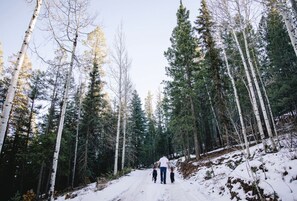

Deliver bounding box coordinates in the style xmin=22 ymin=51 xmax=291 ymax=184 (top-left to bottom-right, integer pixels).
xmin=144 ymin=91 xmax=156 ymax=164
xmin=164 ymin=2 xmax=201 ymax=159
xmin=127 ymin=90 xmax=146 ymax=167
xmin=265 ymin=4 xmax=297 ymax=115
xmin=0 ymin=54 xmax=33 ymax=200
xmin=195 ymin=0 xmax=230 ymax=147
xmin=79 ymin=61 xmax=107 ymax=184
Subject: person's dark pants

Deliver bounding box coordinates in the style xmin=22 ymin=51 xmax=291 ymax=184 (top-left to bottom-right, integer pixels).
xmin=153 ymin=170 xmax=157 ymax=183
xmin=170 ymin=172 xmax=175 ymax=183
xmin=160 ymin=167 xmax=167 ymax=184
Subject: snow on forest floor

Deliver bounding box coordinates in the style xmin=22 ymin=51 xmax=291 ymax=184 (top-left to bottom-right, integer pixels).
xmin=56 ymin=133 xmax=297 ymax=201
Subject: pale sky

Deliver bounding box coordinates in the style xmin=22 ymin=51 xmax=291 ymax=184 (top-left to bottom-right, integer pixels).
xmin=0 ymin=0 xmax=200 ymax=103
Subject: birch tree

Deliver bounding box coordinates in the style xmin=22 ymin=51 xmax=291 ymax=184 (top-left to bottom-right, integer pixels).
xmin=219 ymin=35 xmax=250 ymax=157
xmin=213 ymin=0 xmax=276 ymax=151
xmin=72 ymin=82 xmax=83 ymax=188
xmin=275 ymin=0 xmax=297 ymax=57
xmin=121 ymin=59 xmax=132 ymax=170
xmin=110 ymin=24 xmax=131 ymax=175
xmin=0 ymin=0 xmax=42 ymax=154
xmin=44 ymin=0 xmax=92 ymax=199
xmin=234 ymin=0 xmax=276 ymax=150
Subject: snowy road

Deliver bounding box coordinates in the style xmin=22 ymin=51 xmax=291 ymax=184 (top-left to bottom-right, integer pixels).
xmin=108 ymin=169 xmax=209 ymax=201
xmin=57 ymin=169 xmax=212 ymax=201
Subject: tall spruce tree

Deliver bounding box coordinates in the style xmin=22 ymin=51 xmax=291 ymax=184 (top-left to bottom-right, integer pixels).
xmin=0 ymin=54 xmax=33 ymax=200
xmin=144 ymin=91 xmax=156 ymax=164
xmin=79 ymin=61 xmax=107 ymax=184
xmin=265 ymin=4 xmax=297 ymax=115
xmin=195 ymin=0 xmax=230 ymax=147
xmin=127 ymin=90 xmax=146 ymax=167
xmin=164 ymin=2 xmax=201 ymax=159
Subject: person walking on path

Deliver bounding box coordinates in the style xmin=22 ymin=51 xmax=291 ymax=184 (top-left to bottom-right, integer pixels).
xmin=158 ymin=156 xmax=169 ymax=184
xmin=152 ymin=164 xmax=158 ymax=183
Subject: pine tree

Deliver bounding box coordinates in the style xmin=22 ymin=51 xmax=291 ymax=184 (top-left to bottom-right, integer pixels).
xmin=265 ymin=4 xmax=297 ymax=115
xmin=144 ymin=91 xmax=156 ymax=164
xmin=0 ymin=54 xmax=33 ymax=200
xmin=195 ymin=0 xmax=230 ymax=147
xmin=127 ymin=90 xmax=146 ymax=167
xmin=79 ymin=61 xmax=107 ymax=184
xmin=164 ymin=2 xmax=201 ymax=159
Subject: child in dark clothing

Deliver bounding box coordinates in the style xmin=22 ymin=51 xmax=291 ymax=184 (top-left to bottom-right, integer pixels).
xmin=152 ymin=165 xmax=157 ymax=183
xmin=170 ymin=167 xmax=175 ymax=183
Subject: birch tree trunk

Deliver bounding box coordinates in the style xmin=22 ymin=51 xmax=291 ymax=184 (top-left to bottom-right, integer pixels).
xmin=0 ymin=0 xmax=42 ymax=153
xmin=48 ymin=32 xmax=78 ymax=201
xmin=236 ymin=1 xmax=276 ymax=150
xmin=252 ymin=49 xmax=279 ymax=142
xmin=121 ymin=69 xmax=130 ymax=170
xmin=112 ymin=24 xmax=128 ymax=175
xmin=231 ymin=29 xmax=267 ymax=149
xmin=221 ymin=40 xmax=250 ymax=157
xmin=278 ymin=2 xmax=297 ymax=57
xmin=114 ymin=86 xmax=121 ymax=175
xmin=219 ymin=0 xmax=266 ymax=149
xmin=204 ymin=77 xmax=221 ymax=145
xmin=72 ymin=83 xmax=83 ymax=188
xmin=121 ymin=99 xmax=127 ymax=170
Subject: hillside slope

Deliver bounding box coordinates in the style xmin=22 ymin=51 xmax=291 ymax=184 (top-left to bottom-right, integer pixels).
xmin=178 ymin=134 xmax=297 ymax=200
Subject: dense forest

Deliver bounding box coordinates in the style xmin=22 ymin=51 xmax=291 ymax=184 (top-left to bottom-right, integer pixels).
xmin=0 ymin=0 xmax=297 ymax=200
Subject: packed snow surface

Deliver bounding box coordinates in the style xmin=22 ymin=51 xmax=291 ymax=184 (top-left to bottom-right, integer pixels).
xmin=57 ymin=135 xmax=297 ymax=201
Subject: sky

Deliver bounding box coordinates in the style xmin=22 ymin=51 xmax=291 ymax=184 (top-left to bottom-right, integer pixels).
xmin=0 ymin=0 xmax=200 ymax=104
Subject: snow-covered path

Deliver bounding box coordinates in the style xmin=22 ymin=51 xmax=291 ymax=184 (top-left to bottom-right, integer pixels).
xmin=57 ymin=169 xmax=211 ymax=201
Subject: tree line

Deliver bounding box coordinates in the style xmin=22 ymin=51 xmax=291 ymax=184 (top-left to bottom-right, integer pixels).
xmin=164 ymin=0 xmax=297 ymax=162
xmin=0 ymin=0 xmax=297 ymax=200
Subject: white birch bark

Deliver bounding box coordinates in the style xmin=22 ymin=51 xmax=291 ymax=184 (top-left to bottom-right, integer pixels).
xmin=72 ymin=82 xmax=83 ymax=188
xmin=45 ymin=0 xmax=92 ymax=197
xmin=232 ymin=29 xmax=267 ymax=148
xmin=121 ymin=67 xmax=131 ymax=170
xmin=252 ymin=50 xmax=279 ymax=143
xmin=219 ymin=0 xmax=266 ymax=149
xmin=114 ymin=83 xmax=121 ymax=175
xmin=203 ymin=77 xmax=221 ymax=143
xmin=48 ymin=32 xmax=78 ymax=201
xmin=0 ymin=0 xmax=42 ymax=153
xmin=112 ymin=24 xmax=128 ymax=175
xmin=278 ymin=1 xmax=297 ymax=57
xmin=221 ymin=40 xmax=250 ymax=157
xmin=236 ymin=1 xmax=276 ymax=150
xmin=121 ymin=98 xmax=127 ymax=170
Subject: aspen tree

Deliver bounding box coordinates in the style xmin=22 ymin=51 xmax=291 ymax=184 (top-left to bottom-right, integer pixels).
xmin=219 ymin=0 xmax=267 ymax=149
xmin=111 ymin=24 xmax=131 ymax=175
xmin=0 ymin=0 xmax=42 ymax=153
xmin=235 ymin=0 xmax=276 ymax=150
xmin=44 ymin=0 xmax=92 ymax=200
xmin=220 ymin=35 xmax=250 ymax=157
xmin=121 ymin=60 xmax=131 ymax=170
